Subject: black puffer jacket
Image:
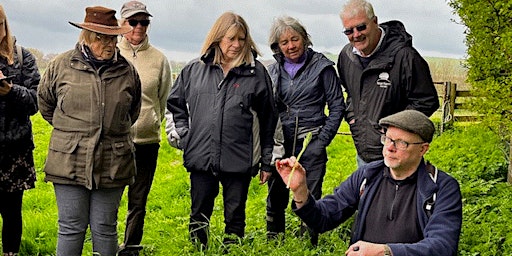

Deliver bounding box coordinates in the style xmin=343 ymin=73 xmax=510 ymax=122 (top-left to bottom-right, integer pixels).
xmin=337 ymin=20 xmax=439 ymax=162
xmin=167 ymin=49 xmax=277 ymax=175
xmin=0 ymin=44 xmax=40 ymax=153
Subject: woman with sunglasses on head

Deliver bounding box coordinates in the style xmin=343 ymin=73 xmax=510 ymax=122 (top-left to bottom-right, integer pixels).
xmin=337 ymin=0 xmax=439 ymax=168
xmin=116 ymin=1 xmax=172 ymax=255
xmin=37 ymin=6 xmax=141 ymax=256
xmin=0 ymin=5 xmax=40 ymax=256
xmin=265 ymin=15 xmax=345 ymax=245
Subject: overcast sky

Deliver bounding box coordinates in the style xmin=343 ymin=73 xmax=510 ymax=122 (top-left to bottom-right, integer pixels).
xmin=2 ymin=0 xmax=466 ymax=62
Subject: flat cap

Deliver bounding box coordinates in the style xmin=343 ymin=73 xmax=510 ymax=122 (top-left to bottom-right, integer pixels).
xmin=379 ymin=110 xmax=435 ymax=142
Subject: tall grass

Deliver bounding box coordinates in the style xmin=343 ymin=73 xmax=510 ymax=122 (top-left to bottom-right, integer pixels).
xmin=10 ymin=114 xmax=358 ymax=255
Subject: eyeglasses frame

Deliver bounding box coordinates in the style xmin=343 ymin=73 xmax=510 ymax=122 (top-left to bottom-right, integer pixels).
xmin=380 ymin=134 xmax=425 ymax=150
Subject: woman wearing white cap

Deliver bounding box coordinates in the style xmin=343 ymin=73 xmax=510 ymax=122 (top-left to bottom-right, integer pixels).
xmin=116 ymin=1 xmax=172 ymax=255
xmin=37 ymin=6 xmax=141 ymax=256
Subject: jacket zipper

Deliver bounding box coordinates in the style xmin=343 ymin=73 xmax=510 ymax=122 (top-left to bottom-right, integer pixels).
xmin=388 ymin=184 xmax=399 ymax=221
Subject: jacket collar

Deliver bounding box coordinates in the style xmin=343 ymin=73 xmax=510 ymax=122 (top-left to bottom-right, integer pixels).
xmin=364 ymin=159 xmax=437 ymax=197
xmin=118 ymin=35 xmax=150 ymax=55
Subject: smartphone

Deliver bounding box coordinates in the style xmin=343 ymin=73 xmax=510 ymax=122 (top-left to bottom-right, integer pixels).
xmin=0 ymin=75 xmax=15 ymax=84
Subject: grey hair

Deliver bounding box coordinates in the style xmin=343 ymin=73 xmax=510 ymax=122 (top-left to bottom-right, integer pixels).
xmin=268 ymin=16 xmax=312 ymax=54
xmin=340 ymin=0 xmax=375 ymax=20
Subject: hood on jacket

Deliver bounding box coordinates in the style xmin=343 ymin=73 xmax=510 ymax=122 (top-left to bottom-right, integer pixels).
xmin=378 ymin=20 xmax=412 ymax=57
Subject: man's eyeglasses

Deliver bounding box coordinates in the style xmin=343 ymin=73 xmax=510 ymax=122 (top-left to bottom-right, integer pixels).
xmin=128 ymin=20 xmax=150 ymax=27
xmin=96 ymin=35 xmax=117 ymax=45
xmin=343 ymin=23 xmax=367 ymax=35
xmin=380 ymin=135 xmax=425 ymax=150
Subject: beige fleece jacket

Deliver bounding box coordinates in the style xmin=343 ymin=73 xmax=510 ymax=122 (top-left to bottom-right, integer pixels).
xmin=119 ymin=36 xmax=172 ymax=144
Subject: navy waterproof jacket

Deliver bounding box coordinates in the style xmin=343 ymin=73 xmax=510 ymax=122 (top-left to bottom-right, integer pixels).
xmin=294 ymin=160 xmax=462 ymax=256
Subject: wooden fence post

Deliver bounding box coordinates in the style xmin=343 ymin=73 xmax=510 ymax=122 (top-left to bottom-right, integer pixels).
xmin=440 ymin=81 xmax=455 ymax=131
xmin=448 ymin=82 xmax=457 ymax=124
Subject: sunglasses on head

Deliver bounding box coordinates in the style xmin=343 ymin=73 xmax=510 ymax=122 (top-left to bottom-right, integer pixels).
xmin=343 ymin=23 xmax=367 ymax=35
xmin=128 ymin=19 xmax=150 ymax=27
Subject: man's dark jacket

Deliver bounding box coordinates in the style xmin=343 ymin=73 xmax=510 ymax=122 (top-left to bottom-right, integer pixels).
xmin=337 ymin=20 xmax=440 ymax=162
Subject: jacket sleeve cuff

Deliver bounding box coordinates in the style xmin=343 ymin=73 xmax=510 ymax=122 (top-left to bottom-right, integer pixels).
xmin=260 ymin=163 xmax=274 ymax=172
xmin=291 ymin=193 xmax=315 ymax=212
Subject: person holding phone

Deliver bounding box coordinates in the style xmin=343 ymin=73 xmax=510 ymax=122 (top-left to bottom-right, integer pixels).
xmin=0 ymin=4 xmax=41 ymax=256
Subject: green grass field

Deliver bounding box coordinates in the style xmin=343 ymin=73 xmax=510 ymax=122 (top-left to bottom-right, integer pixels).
xmin=14 ymin=114 xmax=361 ymax=255
xmin=4 ymin=112 xmax=510 ymax=255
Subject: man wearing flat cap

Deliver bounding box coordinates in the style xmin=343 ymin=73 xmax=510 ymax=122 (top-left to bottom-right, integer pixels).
xmin=275 ymin=110 xmax=462 ymax=256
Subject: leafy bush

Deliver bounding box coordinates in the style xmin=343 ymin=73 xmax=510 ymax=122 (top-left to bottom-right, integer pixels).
xmin=427 ymin=123 xmax=510 ymax=255
xmin=427 ymin=125 xmax=508 ymax=181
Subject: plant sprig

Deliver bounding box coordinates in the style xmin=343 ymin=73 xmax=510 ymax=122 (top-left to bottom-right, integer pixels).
xmin=286 ymin=132 xmax=313 ymax=188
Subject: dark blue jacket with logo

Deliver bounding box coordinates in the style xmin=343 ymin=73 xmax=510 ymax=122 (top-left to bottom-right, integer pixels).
xmin=337 ymin=20 xmax=439 ymax=162
xmin=294 ymin=159 xmax=462 ymax=256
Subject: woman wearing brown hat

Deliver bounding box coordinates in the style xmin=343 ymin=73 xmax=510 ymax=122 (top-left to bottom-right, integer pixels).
xmin=37 ymin=6 xmax=141 ymax=256
xmin=0 ymin=4 xmax=41 ymax=256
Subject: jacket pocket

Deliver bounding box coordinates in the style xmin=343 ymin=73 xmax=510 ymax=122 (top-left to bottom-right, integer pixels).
xmin=108 ymin=138 xmax=136 ymax=180
xmin=45 ymin=132 xmax=80 ymax=179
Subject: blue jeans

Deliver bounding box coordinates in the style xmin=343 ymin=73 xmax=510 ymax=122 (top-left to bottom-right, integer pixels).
xmin=54 ymin=184 xmax=124 ymax=256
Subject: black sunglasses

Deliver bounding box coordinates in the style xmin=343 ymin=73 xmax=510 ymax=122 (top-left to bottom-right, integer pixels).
xmin=343 ymin=23 xmax=367 ymax=35
xmin=128 ymin=20 xmax=150 ymax=27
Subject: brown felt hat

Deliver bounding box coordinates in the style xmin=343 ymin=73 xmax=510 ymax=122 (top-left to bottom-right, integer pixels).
xmin=379 ymin=110 xmax=435 ymax=142
xmin=69 ymin=6 xmax=132 ymax=35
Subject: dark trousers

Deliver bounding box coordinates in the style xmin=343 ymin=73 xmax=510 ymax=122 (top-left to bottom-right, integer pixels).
xmin=0 ymin=190 xmax=23 ymax=253
xmin=266 ymin=136 xmax=327 ymax=233
xmin=122 ymin=143 xmax=160 ymax=246
xmin=189 ymin=171 xmax=252 ymax=246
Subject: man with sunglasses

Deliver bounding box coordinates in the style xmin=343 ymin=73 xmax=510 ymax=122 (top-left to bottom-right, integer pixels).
xmin=275 ymin=110 xmax=462 ymax=256
xmin=117 ymin=1 xmax=172 ymax=255
xmin=337 ymin=0 xmax=440 ymax=167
